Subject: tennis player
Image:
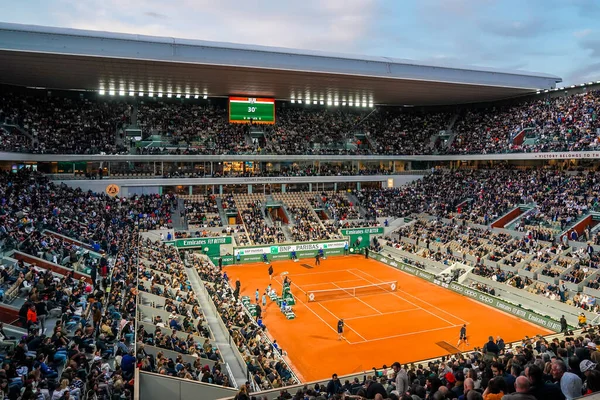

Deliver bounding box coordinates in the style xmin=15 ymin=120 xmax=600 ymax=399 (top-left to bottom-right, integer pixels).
xmin=457 ymin=324 xmax=469 ymax=347
xmin=268 ymin=264 xmax=274 ymax=281
xmin=337 ymin=318 xmax=344 ymax=340
xmin=318 ymin=248 xmax=326 ymax=260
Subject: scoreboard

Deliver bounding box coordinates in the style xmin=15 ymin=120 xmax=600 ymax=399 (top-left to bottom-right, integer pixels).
xmin=229 ymin=97 xmax=275 ymax=124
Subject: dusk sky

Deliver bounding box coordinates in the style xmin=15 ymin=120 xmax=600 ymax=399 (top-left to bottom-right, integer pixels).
xmin=1 ymin=0 xmax=599 ymax=86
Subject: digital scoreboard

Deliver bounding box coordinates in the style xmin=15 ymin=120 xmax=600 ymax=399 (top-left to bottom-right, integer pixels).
xmin=229 ymin=97 xmax=275 ymax=124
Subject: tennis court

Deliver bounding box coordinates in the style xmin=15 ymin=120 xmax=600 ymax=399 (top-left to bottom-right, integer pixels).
xmin=224 ymin=255 xmax=552 ymax=382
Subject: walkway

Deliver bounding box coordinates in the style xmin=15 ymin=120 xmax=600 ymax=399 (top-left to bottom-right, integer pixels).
xmin=183 ymin=264 xmax=247 ymax=387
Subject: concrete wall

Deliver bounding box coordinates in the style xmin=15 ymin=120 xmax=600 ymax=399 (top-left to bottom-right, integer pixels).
xmin=138 ymin=371 xmax=237 ymax=400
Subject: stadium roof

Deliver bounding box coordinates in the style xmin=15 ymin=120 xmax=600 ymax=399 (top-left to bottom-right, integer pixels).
xmin=0 ymin=22 xmax=562 ymax=106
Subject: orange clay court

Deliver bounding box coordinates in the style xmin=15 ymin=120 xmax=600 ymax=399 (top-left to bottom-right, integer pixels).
xmin=224 ymin=255 xmax=552 ymax=382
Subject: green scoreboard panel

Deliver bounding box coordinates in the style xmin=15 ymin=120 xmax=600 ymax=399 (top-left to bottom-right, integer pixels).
xmin=229 ymin=97 xmax=275 ymax=124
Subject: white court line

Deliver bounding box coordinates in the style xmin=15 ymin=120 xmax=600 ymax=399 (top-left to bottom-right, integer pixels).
xmin=273 ymin=277 xmax=351 ymax=344
xmin=312 ymin=290 xmax=401 ymax=304
xmin=353 ymin=268 xmax=468 ymax=325
xmin=282 ymin=269 xmax=358 ymax=277
xmin=348 ymin=324 xmax=464 ymax=345
xmin=346 ymin=269 xmax=457 ymax=327
xmin=315 ymin=302 xmax=368 ymax=342
xmin=301 ymin=279 xmax=366 ymax=288
xmin=343 ymin=308 xmax=422 ymax=321
xmin=331 ymin=282 xmax=383 ymax=315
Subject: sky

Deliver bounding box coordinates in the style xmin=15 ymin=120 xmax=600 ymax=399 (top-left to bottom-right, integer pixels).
xmin=0 ymin=0 xmax=599 ymax=86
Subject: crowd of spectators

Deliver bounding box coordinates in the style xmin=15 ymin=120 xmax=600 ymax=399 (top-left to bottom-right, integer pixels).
xmin=191 ymin=255 xmax=299 ymax=390
xmin=257 ymin=326 xmax=600 ymax=400
xmin=1 ymin=88 xmax=598 ymax=156
xmin=0 ymin=169 xmax=173 ymax=400
xmin=0 ymin=92 xmax=131 ymax=154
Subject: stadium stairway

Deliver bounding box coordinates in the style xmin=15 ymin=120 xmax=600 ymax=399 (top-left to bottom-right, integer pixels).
xmin=183 ymin=263 xmax=247 ymax=387
xmin=216 ymin=197 xmax=229 ymax=226
xmin=171 ymin=198 xmax=187 ymax=231
xmin=281 ymin=224 xmax=294 ymax=242
xmin=345 ymin=193 xmax=367 ymax=218
xmin=1 ymin=123 xmax=36 ymax=148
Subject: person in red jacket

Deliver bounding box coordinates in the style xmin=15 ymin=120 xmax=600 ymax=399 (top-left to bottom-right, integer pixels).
xmin=26 ymin=304 xmax=38 ymax=334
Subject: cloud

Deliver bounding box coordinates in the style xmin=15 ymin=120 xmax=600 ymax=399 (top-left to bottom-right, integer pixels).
xmin=580 ymin=39 xmax=600 ymax=58
xmin=565 ymin=62 xmax=600 ymax=84
xmin=479 ymin=18 xmax=552 ymax=38
xmin=143 ymin=11 xmax=167 ymax=19
xmin=52 ymin=0 xmax=377 ymax=53
xmin=573 ymin=28 xmax=592 ymax=38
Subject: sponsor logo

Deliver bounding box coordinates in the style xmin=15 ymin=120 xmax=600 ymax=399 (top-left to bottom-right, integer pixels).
xmin=478 ymin=294 xmax=494 ymax=304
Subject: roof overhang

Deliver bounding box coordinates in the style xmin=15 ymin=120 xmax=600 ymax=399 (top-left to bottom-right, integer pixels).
xmin=0 ymin=23 xmax=562 ymax=106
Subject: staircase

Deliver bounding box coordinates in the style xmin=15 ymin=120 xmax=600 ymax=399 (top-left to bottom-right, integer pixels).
xmin=446 ymin=112 xmax=460 ymax=132
xmin=1 ymin=123 xmax=37 ymax=148
xmin=216 ymin=197 xmax=229 ymax=225
xmin=171 ymin=199 xmax=187 ymax=231
xmin=281 ymin=225 xmax=294 ymax=242
xmin=346 ymin=193 xmax=368 ymax=219
xmin=130 ymin=104 xmax=139 ymax=126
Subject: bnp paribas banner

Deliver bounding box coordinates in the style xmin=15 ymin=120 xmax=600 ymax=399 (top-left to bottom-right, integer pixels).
xmin=341 ymin=227 xmax=384 ymax=250
xmin=373 ymin=253 xmax=563 ymax=332
xmin=233 ymin=240 xmax=347 ymax=263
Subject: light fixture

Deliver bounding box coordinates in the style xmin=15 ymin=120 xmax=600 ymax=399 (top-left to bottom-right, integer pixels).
xmin=139 ymin=91 xmax=144 ymax=97
xmin=108 ymin=90 xmax=115 ymax=96
xmin=98 ymin=89 xmax=105 ymax=95
xmin=348 ymin=101 xmax=353 ymax=106
xmin=297 ymin=99 xmax=302 ymax=104
xmin=571 ymin=85 xmax=576 ymax=88
xmin=313 ymin=99 xmax=318 ymax=105
xmin=148 ymin=92 xmax=154 ymax=97
xmin=361 ymin=101 xmax=367 ymax=107
xmin=119 ymin=90 xmax=125 ymax=96
xmin=185 ymin=94 xmax=190 ymax=99
xmin=194 ymin=95 xmax=199 ymax=99
xmin=203 ymin=94 xmax=207 ymax=99
xmin=167 ymin=93 xmax=172 ymax=98
xmin=291 ymin=99 xmax=296 ymax=104
xmin=589 ymin=82 xmax=594 ymax=85
xmin=544 ymin=90 xmax=549 ymax=93
xmin=334 ymin=101 xmax=339 ymax=106
xmin=158 ymin=92 xmax=163 ymax=98
xmin=176 ymin=94 xmax=181 ymax=98
xmin=342 ymin=101 xmax=346 ymax=106
xmin=368 ymin=102 xmax=374 ymax=108
xmin=129 ymin=91 xmax=135 ymax=96
xmin=536 ymin=91 xmax=541 ymax=94
xmin=580 ymin=84 xmax=586 ymax=87
xmin=327 ymin=100 xmax=332 ymax=106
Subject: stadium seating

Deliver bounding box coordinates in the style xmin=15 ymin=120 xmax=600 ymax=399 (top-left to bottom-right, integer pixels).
xmin=1 ymin=88 xmax=598 ymax=155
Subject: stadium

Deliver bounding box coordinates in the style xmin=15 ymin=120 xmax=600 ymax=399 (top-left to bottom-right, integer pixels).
xmin=0 ymin=19 xmax=600 ymax=400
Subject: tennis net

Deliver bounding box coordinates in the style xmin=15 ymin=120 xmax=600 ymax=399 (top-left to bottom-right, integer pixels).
xmin=306 ymin=281 xmax=398 ymax=302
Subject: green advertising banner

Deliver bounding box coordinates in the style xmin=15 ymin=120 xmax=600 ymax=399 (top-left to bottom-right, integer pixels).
xmin=166 ymin=236 xmax=233 ymax=260
xmin=233 ymin=240 xmax=348 ymax=263
xmin=209 ymin=255 xmax=234 ymax=267
xmin=172 ymin=237 xmax=232 ymax=248
xmin=341 ymin=227 xmax=384 ymax=250
xmin=372 ymin=254 xmax=562 ymax=332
